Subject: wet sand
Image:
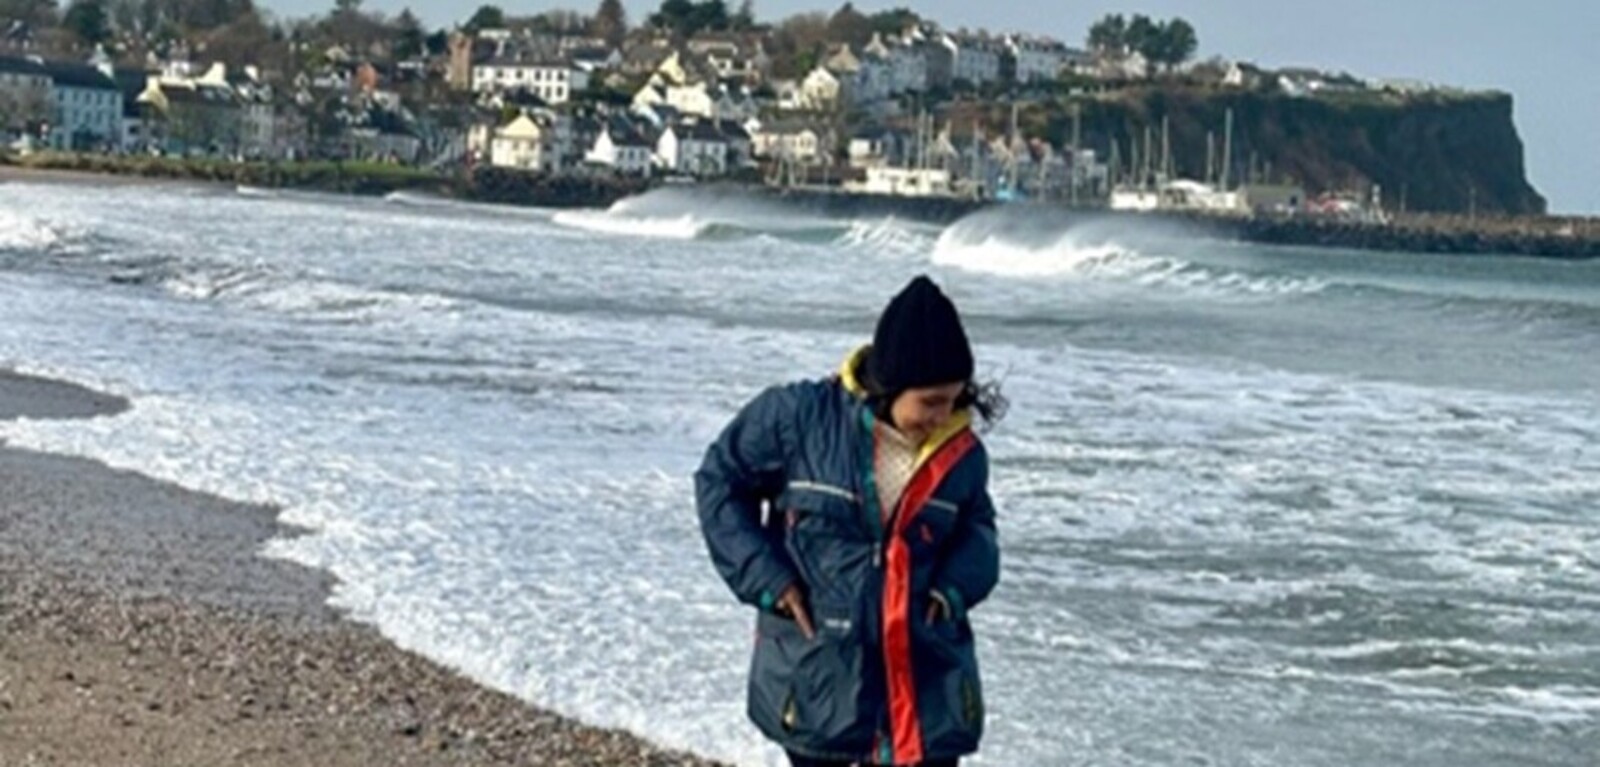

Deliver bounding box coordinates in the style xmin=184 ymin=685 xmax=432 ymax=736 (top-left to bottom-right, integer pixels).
xmin=0 ymin=370 xmax=724 ymax=766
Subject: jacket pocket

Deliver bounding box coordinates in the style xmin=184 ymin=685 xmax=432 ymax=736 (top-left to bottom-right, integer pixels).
xmin=913 ymin=616 xmax=984 ymax=754
xmin=779 ymin=485 xmax=870 ymax=605
xmin=748 ymin=603 xmax=874 ymax=752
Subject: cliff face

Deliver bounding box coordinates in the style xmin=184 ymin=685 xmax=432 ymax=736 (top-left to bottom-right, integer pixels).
xmin=1029 ymin=87 xmax=1546 ymax=215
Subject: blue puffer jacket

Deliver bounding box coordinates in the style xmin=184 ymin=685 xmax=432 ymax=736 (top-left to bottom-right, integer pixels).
xmin=695 ymin=349 xmax=1000 ymax=765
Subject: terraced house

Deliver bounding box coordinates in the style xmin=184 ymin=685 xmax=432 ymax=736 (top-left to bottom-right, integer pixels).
xmin=43 ymin=61 xmax=121 ymax=151
xmin=471 ymin=57 xmax=590 ymax=105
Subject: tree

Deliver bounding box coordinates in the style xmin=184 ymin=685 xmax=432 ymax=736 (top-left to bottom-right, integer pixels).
xmin=591 ymin=0 xmax=626 ymax=46
xmin=0 ymin=0 xmax=59 ymax=27
xmin=530 ymin=9 xmax=585 ymax=34
xmin=730 ymin=0 xmax=753 ymax=31
xmin=424 ymin=27 xmax=447 ymax=55
xmin=108 ymin=0 xmax=138 ymax=34
xmin=1126 ymin=14 xmax=1159 ymax=61
xmin=867 ymin=7 xmax=918 ymax=37
xmin=649 ymin=0 xmax=691 ymax=32
xmin=688 ymin=0 xmax=727 ymax=34
xmin=204 ymin=10 xmax=278 ymax=71
xmin=648 ymin=0 xmax=727 ymax=38
xmin=393 ymin=7 xmax=423 ymax=59
xmin=826 ymin=2 xmax=870 ymax=47
xmin=768 ymin=11 xmax=827 ymax=78
xmin=1086 ymin=13 xmax=1126 ymax=54
xmin=1155 ymin=18 xmax=1198 ymax=71
xmin=0 ymin=80 xmax=49 ymax=135
xmin=136 ymin=0 xmax=261 ymax=33
xmin=793 ymin=47 xmax=817 ymax=75
xmin=463 ymin=4 xmax=503 ymax=33
xmin=131 ymin=0 xmax=162 ymax=37
xmin=322 ymin=0 xmax=389 ymax=53
xmin=62 ymin=0 xmax=111 ymax=47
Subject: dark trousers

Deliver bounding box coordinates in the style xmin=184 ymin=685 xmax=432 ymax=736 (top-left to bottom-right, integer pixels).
xmin=786 ymin=753 xmax=958 ymax=767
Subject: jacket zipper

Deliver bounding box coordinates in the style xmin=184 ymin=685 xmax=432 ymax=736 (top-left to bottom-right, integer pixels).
xmin=862 ymin=408 xmax=885 ymax=568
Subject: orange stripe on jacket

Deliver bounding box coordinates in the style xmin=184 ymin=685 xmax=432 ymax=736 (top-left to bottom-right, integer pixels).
xmin=881 ymin=429 xmax=976 ymax=765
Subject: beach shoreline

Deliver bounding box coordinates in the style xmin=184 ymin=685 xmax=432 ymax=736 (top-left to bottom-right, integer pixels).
xmin=0 ymin=163 xmax=223 ymax=189
xmin=0 ymin=153 xmax=652 ymax=209
xmin=0 ymin=369 xmax=724 ymax=766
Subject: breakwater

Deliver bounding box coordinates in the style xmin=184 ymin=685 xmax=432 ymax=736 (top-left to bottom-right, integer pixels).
xmin=758 ymin=186 xmax=1600 ymax=259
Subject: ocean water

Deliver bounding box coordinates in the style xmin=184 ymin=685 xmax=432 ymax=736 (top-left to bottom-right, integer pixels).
xmin=1 ymin=180 xmax=1597 ymax=766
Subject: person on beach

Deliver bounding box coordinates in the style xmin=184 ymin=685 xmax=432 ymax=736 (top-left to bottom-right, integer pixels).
xmin=696 ymin=275 xmax=1004 ymax=767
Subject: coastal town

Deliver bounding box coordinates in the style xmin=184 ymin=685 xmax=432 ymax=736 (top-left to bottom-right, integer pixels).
xmin=0 ymin=0 xmax=1477 ymax=221
xmin=2 ymin=6 xmax=1598 ymax=767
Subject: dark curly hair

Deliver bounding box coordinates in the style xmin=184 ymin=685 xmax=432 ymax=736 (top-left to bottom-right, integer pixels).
xmin=857 ymin=348 xmax=1008 ymax=431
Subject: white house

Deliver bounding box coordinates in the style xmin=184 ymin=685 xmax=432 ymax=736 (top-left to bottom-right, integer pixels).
xmin=569 ymin=46 xmax=623 ymax=74
xmin=852 ymin=54 xmax=894 ymax=105
xmin=917 ymin=38 xmax=955 ymax=90
xmin=656 ymin=121 xmax=728 ymax=176
xmin=1006 ymin=35 xmax=1068 ymax=84
xmin=943 ymin=34 xmax=1002 ymax=86
xmin=43 ymin=65 xmax=112 ymax=148
xmin=825 ymin=45 xmax=862 ymax=76
xmin=865 ymin=34 xmax=928 ymax=94
xmin=1372 ymin=77 xmax=1436 ymax=95
xmin=801 ymin=66 xmax=844 ymax=111
xmin=490 ymin=114 xmax=561 ymax=172
xmin=715 ymin=119 xmax=753 ymax=168
xmin=845 ymin=166 xmax=953 ymax=197
xmin=687 ymin=36 xmax=769 ymax=83
xmin=636 ymin=79 xmax=756 ymax=122
xmin=769 ymin=79 xmax=806 ymax=112
xmin=1098 ymin=50 xmax=1150 ymax=80
xmin=41 ymin=60 xmax=121 ymax=150
xmin=647 ymin=50 xmax=711 ymax=88
xmin=1278 ymin=70 xmax=1324 ymax=98
xmin=228 ymin=65 xmax=280 ymax=158
xmin=848 ymin=127 xmax=907 ymax=169
xmin=666 ymin=82 xmax=716 ymax=117
xmin=585 ymin=121 xmax=654 ymax=176
xmin=751 ymin=120 xmax=831 ymax=165
xmin=130 ymin=62 xmax=253 ymax=157
xmin=1222 ymin=61 xmax=1254 ymax=88
xmin=472 ymin=59 xmax=590 ymax=104
xmin=1059 ymin=48 xmax=1097 ymax=78
xmin=467 ymin=122 xmax=493 ymax=162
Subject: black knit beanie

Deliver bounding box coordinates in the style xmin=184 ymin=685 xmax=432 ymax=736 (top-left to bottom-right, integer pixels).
xmin=869 ymin=275 xmax=974 ymax=393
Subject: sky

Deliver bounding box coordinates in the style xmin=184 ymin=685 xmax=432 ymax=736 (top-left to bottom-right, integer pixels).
xmin=266 ymin=1 xmax=1600 ymax=214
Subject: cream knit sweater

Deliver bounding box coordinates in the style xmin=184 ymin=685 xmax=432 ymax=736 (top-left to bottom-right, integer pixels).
xmin=874 ymin=423 xmax=921 ymax=520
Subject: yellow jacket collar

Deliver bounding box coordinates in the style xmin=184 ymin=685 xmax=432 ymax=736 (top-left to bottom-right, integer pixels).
xmin=840 ymin=345 xmax=871 ymax=398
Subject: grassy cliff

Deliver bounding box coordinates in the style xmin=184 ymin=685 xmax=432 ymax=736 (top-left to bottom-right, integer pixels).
xmin=987 ymin=85 xmax=1546 ymax=215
